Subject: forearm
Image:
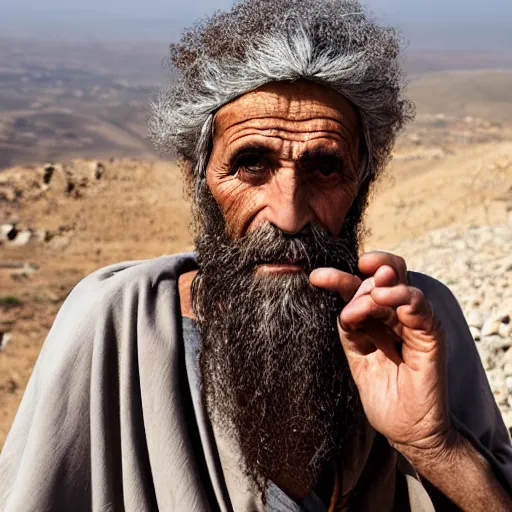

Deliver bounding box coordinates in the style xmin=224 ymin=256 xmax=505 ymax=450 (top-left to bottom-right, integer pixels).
xmin=395 ymin=428 xmax=511 ymax=511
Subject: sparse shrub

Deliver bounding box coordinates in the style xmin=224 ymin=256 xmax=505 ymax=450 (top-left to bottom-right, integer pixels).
xmin=0 ymin=296 xmax=24 ymax=309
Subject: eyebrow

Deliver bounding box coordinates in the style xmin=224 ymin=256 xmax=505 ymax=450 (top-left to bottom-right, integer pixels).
xmin=298 ymin=147 xmax=345 ymax=163
xmin=228 ymin=143 xmax=347 ymax=165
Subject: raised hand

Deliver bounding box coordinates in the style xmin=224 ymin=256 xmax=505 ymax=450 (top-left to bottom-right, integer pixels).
xmin=310 ymin=251 xmax=450 ymax=452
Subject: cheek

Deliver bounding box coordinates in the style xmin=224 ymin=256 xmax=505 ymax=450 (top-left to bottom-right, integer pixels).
xmin=207 ymin=173 xmax=264 ymax=236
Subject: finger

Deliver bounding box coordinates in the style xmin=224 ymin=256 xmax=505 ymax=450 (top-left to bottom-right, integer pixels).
xmin=359 ymin=252 xmax=407 ymax=283
xmin=396 ymin=292 xmax=436 ymax=332
xmin=371 ymin=283 xmax=412 ymax=308
xmin=371 ymin=285 xmax=434 ymax=331
xmin=373 ymin=265 xmax=399 ymax=288
xmin=340 ymin=294 xmax=396 ymax=331
xmin=339 ymin=317 xmax=403 ymax=366
xmin=309 ymin=268 xmax=361 ymax=302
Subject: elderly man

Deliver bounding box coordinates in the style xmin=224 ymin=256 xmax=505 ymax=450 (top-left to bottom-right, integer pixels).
xmin=1 ymin=1 xmax=511 ymax=510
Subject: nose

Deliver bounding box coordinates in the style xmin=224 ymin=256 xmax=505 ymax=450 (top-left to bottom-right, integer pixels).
xmin=265 ymin=166 xmax=312 ymax=235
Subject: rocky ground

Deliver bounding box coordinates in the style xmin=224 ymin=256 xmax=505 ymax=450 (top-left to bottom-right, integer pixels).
xmin=392 ymin=222 xmax=512 ymax=430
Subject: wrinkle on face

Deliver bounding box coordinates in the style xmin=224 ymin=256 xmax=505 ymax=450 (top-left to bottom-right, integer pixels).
xmin=206 ymin=80 xmax=362 ymax=238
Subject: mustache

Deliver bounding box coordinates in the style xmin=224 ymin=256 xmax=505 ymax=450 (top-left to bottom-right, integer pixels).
xmin=217 ymin=222 xmax=358 ymax=274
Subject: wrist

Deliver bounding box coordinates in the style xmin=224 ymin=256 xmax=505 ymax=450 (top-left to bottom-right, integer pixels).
xmin=390 ymin=426 xmax=462 ymax=471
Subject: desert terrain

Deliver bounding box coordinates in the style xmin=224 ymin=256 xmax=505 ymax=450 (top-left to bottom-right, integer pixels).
xmin=0 ymin=40 xmax=511 ymax=448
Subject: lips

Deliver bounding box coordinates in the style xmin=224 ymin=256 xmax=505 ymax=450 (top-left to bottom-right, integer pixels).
xmin=256 ymin=258 xmax=306 ymax=267
xmin=255 ymin=258 xmax=307 ymax=274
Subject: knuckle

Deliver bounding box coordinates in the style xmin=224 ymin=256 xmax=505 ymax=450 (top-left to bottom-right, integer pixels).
xmin=410 ymin=287 xmax=425 ymax=304
xmin=409 ymin=288 xmax=434 ymax=317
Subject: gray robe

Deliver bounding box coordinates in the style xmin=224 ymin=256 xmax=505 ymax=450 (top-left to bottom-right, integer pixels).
xmin=1 ymin=254 xmax=511 ymax=511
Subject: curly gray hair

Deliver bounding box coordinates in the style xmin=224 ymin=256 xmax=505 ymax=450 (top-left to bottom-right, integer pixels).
xmin=148 ymin=0 xmax=414 ymax=194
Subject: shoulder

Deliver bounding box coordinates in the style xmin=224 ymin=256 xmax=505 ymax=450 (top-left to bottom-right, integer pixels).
xmin=62 ymin=253 xmax=198 ymax=324
xmin=38 ymin=253 xmax=198 ymax=365
xmin=72 ymin=253 xmax=198 ymax=305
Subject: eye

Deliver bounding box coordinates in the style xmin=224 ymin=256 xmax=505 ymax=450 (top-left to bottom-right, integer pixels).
xmin=312 ymin=159 xmax=346 ymax=178
xmin=233 ymin=153 xmax=272 ymax=180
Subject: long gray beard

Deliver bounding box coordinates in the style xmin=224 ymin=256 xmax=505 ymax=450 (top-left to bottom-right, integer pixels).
xmin=191 ymin=188 xmax=363 ymax=498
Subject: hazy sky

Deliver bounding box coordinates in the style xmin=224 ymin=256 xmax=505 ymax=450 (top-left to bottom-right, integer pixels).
xmin=1 ymin=0 xmax=511 ymax=50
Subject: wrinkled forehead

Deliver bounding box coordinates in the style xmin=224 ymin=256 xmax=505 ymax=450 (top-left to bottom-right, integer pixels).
xmin=214 ymin=80 xmax=361 ymax=141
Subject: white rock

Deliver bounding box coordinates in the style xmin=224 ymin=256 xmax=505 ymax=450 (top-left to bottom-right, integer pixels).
xmin=0 ymin=332 xmax=11 ymax=351
xmin=499 ymin=322 xmax=512 ymax=339
xmin=467 ymin=311 xmax=485 ymax=329
xmin=9 ymin=230 xmax=31 ymax=246
xmin=502 ymin=347 xmax=512 ymax=365
xmin=482 ymin=316 xmax=503 ymax=337
xmin=487 ymin=368 xmax=506 ymax=392
xmin=488 ymin=335 xmax=512 ymax=351
xmin=469 ymin=326 xmax=481 ymax=341
xmin=503 ymin=363 xmax=512 ymax=376
xmin=0 ymin=224 xmax=16 ymax=241
xmin=477 ymin=345 xmax=497 ymax=371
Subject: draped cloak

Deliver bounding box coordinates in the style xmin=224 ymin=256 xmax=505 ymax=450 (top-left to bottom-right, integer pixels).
xmin=1 ymin=254 xmax=511 ymax=511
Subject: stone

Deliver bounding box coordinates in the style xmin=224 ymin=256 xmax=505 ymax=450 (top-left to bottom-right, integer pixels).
xmin=93 ymin=161 xmax=105 ymax=180
xmin=467 ymin=310 xmax=484 ymax=329
xmin=469 ymin=326 xmax=481 ymax=341
xmin=47 ymin=234 xmax=71 ymax=251
xmin=0 ymin=332 xmax=11 ymax=351
xmin=487 ymin=368 xmax=509 ymax=405
xmin=477 ymin=344 xmax=497 ymax=371
xmin=481 ymin=316 xmax=503 ymax=337
xmin=7 ymin=379 xmax=18 ymax=394
xmin=10 ymin=230 xmax=31 ymax=246
xmin=487 ymin=368 xmax=506 ymax=392
xmin=42 ymin=164 xmax=55 ymax=184
xmin=0 ymin=224 xmax=17 ymax=241
xmin=499 ymin=322 xmax=512 ymax=339
xmin=503 ymin=363 xmax=512 ymax=376
xmin=486 ymin=335 xmax=512 ymax=351
xmin=502 ymin=347 xmax=512 ymax=365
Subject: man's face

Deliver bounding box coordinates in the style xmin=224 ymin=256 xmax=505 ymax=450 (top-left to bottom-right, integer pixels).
xmin=192 ymin=80 xmax=364 ymax=497
xmin=206 ymin=79 xmax=361 ymax=252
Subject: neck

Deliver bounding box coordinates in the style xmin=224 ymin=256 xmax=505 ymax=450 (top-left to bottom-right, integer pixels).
xmin=178 ymin=270 xmax=198 ymax=320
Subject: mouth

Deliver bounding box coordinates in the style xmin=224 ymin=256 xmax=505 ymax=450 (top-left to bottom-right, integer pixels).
xmin=256 ymin=258 xmax=307 ymax=274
